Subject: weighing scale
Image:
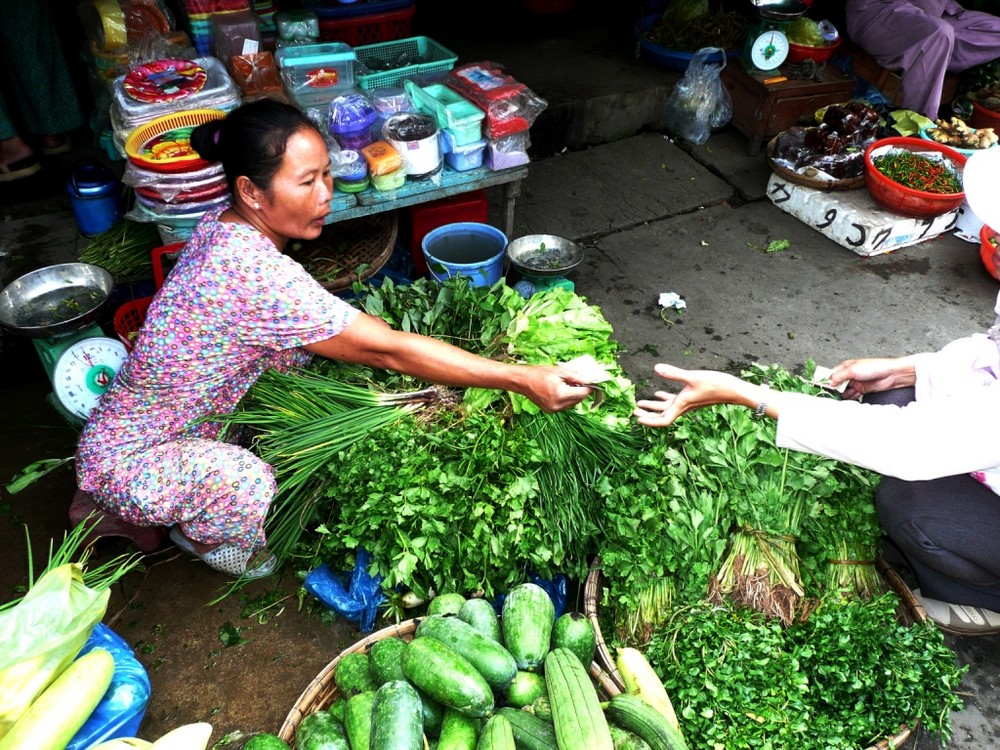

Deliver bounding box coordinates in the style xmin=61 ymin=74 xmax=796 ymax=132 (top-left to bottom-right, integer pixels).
xmin=742 ymin=0 xmax=809 ymax=75
xmin=505 ymin=234 xmax=584 ymax=298
xmin=0 ymin=262 xmax=127 ymax=426
xmin=35 ymin=330 xmax=128 ymax=424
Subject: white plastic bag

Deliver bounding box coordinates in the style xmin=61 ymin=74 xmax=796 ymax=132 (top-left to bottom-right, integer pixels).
xmin=664 ymin=47 xmax=733 ymax=146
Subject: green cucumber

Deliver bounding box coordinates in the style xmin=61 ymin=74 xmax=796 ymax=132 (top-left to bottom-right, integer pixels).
xmin=419 ymin=688 xmax=446 ymax=738
xmin=334 ymin=652 xmax=377 ymax=697
xmin=529 ymin=695 xmax=553 ymax=721
xmin=505 ymin=671 xmax=547 ymax=709
xmin=416 ymin=614 xmax=517 ymax=691
xmin=401 ymin=636 xmax=494 ymax=718
xmin=458 ymin=598 xmax=502 ymax=642
xmin=603 ymin=694 xmax=688 ymax=750
xmin=475 ymin=714 xmax=515 ymax=750
xmin=495 ymin=707 xmax=558 ymax=750
xmin=370 ymin=680 xmax=424 ymax=750
xmin=296 ymin=710 xmax=350 ymax=750
xmin=243 ymin=734 xmax=291 ymax=750
xmin=501 ymin=583 xmax=555 ymax=672
xmin=609 ymin=724 xmax=653 ymax=750
xmin=327 ymin=696 xmax=348 ymax=724
xmin=369 ymin=636 xmax=408 ymax=685
xmin=551 ymin=612 xmax=597 ymax=669
xmin=436 ymin=708 xmax=481 ymax=750
xmin=343 ymin=690 xmax=375 ymax=750
xmin=428 ymin=593 xmax=467 ymax=616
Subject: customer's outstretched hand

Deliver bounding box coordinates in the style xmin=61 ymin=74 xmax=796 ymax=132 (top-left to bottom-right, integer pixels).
xmin=633 ymin=363 xmax=761 ymax=427
xmin=826 ymin=357 xmax=917 ymax=401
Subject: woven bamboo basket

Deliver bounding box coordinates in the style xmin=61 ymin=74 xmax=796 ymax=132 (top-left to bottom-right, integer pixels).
xmin=584 ymin=555 xmax=926 ymax=750
xmin=286 ymin=211 xmax=398 ymax=293
xmin=278 ymin=615 xmax=621 ymax=745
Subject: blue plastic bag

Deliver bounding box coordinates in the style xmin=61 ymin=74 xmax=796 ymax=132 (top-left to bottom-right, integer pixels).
xmin=304 ymin=549 xmax=385 ymax=633
xmin=66 ymin=623 xmax=151 ymax=750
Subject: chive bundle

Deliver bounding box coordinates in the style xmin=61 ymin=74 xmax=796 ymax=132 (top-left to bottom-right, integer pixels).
xmin=78 ymin=219 xmax=162 ymax=279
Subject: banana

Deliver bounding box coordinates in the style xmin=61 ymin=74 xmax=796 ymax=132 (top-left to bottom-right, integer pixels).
xmin=616 ymin=646 xmax=680 ymax=731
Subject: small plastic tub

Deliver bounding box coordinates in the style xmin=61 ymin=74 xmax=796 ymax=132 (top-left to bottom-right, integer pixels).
xmin=276 ymin=41 xmax=357 ymax=95
xmin=334 ymin=175 xmax=370 ymax=193
xmin=444 ymin=139 xmax=486 ymax=172
xmin=370 ymin=167 xmax=406 ymax=191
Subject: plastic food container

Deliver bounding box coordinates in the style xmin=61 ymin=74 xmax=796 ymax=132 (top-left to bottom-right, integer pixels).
xmin=276 ymin=42 xmax=357 ymax=99
xmin=443 ymin=138 xmax=486 ymax=172
xmin=981 ymin=224 xmax=1000 ymax=281
xmin=370 ymin=167 xmax=406 ymax=191
xmin=276 ymin=8 xmax=319 ymax=41
xmin=863 ymin=137 xmax=966 ymax=218
xmin=361 ymin=140 xmax=402 ymax=175
xmin=383 ymin=112 xmax=441 ymax=178
xmin=403 ymin=80 xmax=484 ymax=146
xmin=786 ymin=37 xmax=841 ymax=64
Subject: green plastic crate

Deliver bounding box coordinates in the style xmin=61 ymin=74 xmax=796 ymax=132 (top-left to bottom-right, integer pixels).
xmin=354 ymin=36 xmax=458 ymax=90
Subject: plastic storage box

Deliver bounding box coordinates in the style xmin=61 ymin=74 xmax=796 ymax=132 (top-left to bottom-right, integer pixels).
xmin=442 ymin=137 xmax=487 ymax=172
xmin=403 ymin=80 xmax=485 ymax=146
xmin=353 ymin=36 xmax=458 ymax=90
xmin=276 ymin=41 xmax=357 ymax=107
xmin=402 ymin=189 xmax=488 ymax=275
xmin=317 ymin=5 xmax=416 ymax=45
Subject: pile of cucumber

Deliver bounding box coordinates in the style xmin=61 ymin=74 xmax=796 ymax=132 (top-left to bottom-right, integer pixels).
xmin=281 ymin=583 xmax=687 ymax=750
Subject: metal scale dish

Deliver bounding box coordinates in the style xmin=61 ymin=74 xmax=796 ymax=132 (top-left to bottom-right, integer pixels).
xmin=506 ymin=234 xmax=584 ymax=278
xmin=0 ymin=263 xmax=127 ymax=421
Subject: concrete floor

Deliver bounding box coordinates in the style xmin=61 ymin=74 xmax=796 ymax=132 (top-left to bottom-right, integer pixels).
xmin=2 ymin=2 xmax=1000 ymax=747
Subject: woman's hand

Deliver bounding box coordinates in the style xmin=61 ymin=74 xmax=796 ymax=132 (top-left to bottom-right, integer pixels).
xmin=828 ymin=357 xmax=916 ymax=400
xmin=520 ymin=365 xmax=595 ymax=412
xmin=633 ymin=363 xmax=762 ymax=427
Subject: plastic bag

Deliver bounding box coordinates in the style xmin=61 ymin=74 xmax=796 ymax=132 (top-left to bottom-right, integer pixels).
xmin=304 ymin=549 xmax=385 ymax=633
xmin=0 ymin=563 xmax=109 ymax=739
xmin=664 ymin=47 xmax=733 ymax=146
xmin=66 ymin=624 xmax=151 ymax=750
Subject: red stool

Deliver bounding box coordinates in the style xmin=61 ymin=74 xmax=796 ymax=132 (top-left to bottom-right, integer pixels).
xmin=69 ymin=490 xmax=167 ymax=553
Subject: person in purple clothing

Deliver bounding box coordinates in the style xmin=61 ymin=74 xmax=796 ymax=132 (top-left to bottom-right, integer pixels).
xmin=846 ymin=0 xmax=1000 ymax=119
xmin=75 ymin=99 xmax=594 ymax=580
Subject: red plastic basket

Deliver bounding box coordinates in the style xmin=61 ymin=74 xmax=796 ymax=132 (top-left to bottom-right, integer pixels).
xmin=114 ymin=296 xmax=153 ymax=351
xmin=318 ymin=5 xmax=415 ymax=46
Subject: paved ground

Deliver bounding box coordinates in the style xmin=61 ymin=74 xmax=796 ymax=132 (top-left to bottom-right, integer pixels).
xmin=2 ymin=2 xmax=999 ymax=747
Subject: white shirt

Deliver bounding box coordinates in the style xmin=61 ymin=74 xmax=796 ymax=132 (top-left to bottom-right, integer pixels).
xmin=774 ymin=300 xmax=1000 ymax=492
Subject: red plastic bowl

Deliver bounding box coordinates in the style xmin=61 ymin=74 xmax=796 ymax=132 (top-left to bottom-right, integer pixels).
xmin=981 ymin=224 xmax=1000 ymax=282
xmin=971 ymin=100 xmax=1000 ymax=130
xmin=863 ymin=137 xmax=967 ymax=218
xmin=786 ymin=36 xmax=840 ymax=64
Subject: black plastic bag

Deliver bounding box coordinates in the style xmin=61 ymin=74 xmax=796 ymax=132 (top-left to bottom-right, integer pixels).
xmin=664 ymin=47 xmax=733 ymax=146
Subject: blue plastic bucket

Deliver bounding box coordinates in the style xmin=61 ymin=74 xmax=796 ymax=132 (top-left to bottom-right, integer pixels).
xmin=421 ymin=222 xmax=507 ymax=286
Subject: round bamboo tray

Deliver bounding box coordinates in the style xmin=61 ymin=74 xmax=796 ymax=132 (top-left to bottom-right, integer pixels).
xmin=767 ymin=135 xmax=866 ymax=191
xmin=286 ymin=211 xmax=398 ymax=293
xmin=583 ymin=555 xmax=925 ymax=750
xmin=278 ymin=615 xmax=621 ymax=745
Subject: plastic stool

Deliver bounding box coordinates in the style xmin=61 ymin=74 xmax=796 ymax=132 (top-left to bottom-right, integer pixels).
xmin=69 ymin=490 xmax=167 ymax=553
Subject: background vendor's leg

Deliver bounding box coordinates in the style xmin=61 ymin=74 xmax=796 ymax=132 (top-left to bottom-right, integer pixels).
xmin=876 ymin=473 xmax=1000 ymax=612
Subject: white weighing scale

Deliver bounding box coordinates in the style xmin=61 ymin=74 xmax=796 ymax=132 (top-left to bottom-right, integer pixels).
xmin=742 ymin=0 xmax=809 ymax=75
xmin=0 ymin=263 xmax=127 ymax=426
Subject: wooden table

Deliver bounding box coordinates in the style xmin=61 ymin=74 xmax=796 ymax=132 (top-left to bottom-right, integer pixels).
xmin=324 ymin=163 xmax=529 ymax=239
xmin=722 ymin=61 xmax=857 ymax=156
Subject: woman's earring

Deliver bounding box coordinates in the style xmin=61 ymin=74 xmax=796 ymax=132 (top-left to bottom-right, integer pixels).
xmin=254 ymin=203 xmax=260 ymax=210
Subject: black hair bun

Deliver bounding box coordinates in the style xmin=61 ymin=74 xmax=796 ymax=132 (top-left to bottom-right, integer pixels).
xmin=190 ymin=118 xmax=224 ymax=161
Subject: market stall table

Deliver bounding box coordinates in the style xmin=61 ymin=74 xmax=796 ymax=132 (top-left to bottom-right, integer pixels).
xmin=323 ymin=163 xmax=528 ymax=240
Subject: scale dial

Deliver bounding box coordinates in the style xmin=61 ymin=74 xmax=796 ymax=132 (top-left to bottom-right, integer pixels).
xmin=750 ymin=29 xmax=790 ymax=70
xmin=51 ymin=337 xmax=128 ymax=420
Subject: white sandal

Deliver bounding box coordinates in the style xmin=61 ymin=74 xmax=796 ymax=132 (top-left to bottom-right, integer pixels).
xmin=169 ymin=526 xmax=278 ymax=579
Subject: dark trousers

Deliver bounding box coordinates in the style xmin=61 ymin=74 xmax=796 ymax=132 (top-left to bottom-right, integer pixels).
xmin=868 ymin=388 xmax=1000 ymax=611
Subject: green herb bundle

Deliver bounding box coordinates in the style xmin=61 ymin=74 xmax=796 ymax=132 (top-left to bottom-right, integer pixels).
xmin=644 ymin=594 xmax=966 ymax=749
xmin=78 ymin=219 xmax=162 ymax=279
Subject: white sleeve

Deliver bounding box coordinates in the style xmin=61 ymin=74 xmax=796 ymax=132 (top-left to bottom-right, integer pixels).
xmin=773 ymin=386 xmax=1000 ymax=480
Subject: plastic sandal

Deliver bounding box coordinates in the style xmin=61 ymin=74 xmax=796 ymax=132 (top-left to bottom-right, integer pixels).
xmin=169 ymin=526 xmax=278 ymax=579
xmin=0 ymin=156 xmax=41 ymax=183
